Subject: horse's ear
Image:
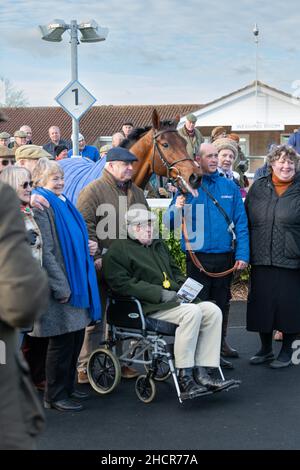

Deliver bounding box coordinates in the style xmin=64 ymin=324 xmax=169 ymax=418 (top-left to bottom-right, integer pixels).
xmin=152 ymin=109 xmax=160 ymax=130
xmin=174 ymin=114 xmax=180 ymax=126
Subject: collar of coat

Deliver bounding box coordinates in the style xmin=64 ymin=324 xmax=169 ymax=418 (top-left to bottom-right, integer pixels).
xmin=101 ymin=168 xmax=133 ymax=190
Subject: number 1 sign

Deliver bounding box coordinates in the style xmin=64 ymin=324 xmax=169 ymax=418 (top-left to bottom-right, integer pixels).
xmin=55 ymin=79 xmax=96 ymax=121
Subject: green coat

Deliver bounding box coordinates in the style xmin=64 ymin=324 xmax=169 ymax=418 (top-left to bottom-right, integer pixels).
xmin=103 ymin=238 xmax=186 ymax=314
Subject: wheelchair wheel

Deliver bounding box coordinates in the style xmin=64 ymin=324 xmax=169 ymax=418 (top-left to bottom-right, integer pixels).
xmin=135 ymin=375 xmax=156 ymax=404
xmin=87 ymin=348 xmax=121 ymax=395
xmin=143 ymin=350 xmax=171 ymax=382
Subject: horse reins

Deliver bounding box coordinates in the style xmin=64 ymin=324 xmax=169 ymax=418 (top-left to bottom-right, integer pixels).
xmin=151 ymin=129 xmax=235 ymax=278
xmin=182 ymin=216 xmax=236 ymax=278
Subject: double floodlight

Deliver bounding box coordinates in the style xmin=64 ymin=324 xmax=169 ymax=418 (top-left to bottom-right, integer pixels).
xmin=39 ymin=18 xmax=108 ymax=43
xmin=79 ymin=20 xmax=108 ymax=43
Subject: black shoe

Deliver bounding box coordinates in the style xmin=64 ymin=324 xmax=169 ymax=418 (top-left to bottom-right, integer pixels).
xmin=249 ymin=351 xmax=274 ymax=365
xmin=269 ymin=359 xmax=292 ymax=369
xmin=69 ymin=390 xmax=89 ymax=399
xmin=220 ymin=356 xmax=234 ymax=369
xmin=177 ymin=368 xmax=212 ymax=400
xmin=194 ymin=367 xmax=240 ymax=392
xmin=44 ymin=398 xmax=83 ymax=412
xmin=221 ymin=339 xmax=239 ymax=358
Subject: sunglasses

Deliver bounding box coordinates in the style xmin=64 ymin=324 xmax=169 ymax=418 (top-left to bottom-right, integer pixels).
xmin=21 ymin=181 xmax=33 ymax=189
xmin=1 ymin=159 xmax=15 ymax=166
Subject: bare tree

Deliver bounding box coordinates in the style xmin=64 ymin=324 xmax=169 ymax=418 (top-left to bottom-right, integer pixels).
xmin=0 ymin=77 xmax=29 ymax=107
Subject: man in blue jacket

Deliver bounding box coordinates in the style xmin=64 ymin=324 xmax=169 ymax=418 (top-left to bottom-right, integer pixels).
xmin=288 ymin=128 xmax=300 ymax=154
xmin=164 ymin=143 xmax=249 ymax=369
xmin=68 ymin=133 xmax=100 ymax=162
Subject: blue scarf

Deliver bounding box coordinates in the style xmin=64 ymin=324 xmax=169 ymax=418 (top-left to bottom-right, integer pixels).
xmin=34 ymin=188 xmax=101 ymax=321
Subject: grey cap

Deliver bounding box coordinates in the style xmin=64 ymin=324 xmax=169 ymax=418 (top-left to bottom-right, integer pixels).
xmin=0 ymin=132 xmax=11 ymax=139
xmin=14 ymin=130 xmax=27 ymax=138
xmin=125 ymin=207 xmax=156 ymax=226
xmin=106 ymin=146 xmax=138 ymax=162
xmin=186 ymin=113 xmax=197 ymax=123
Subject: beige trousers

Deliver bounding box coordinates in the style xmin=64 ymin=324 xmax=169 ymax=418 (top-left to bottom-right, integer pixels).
xmin=150 ymin=301 xmax=222 ymax=369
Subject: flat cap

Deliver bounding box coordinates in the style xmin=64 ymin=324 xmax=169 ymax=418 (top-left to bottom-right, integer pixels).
xmin=186 ymin=113 xmax=197 ymax=123
xmin=106 ymin=146 xmax=138 ymax=162
xmin=0 ymin=145 xmax=15 ymax=158
xmin=14 ymin=130 xmax=27 ymax=138
xmin=15 ymin=144 xmax=52 ymax=161
xmin=0 ymin=132 xmax=11 ymax=139
xmin=125 ymin=207 xmax=156 ymax=226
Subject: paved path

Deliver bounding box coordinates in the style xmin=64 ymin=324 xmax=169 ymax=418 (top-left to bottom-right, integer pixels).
xmin=38 ymin=302 xmax=300 ymax=450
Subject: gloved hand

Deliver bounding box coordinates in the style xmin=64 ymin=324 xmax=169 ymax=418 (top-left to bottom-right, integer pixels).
xmin=26 ymin=229 xmax=38 ymax=246
xmin=160 ymin=289 xmax=178 ymax=303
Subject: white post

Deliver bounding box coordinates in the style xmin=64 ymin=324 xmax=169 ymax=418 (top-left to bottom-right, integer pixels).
xmin=70 ymin=20 xmax=79 ymax=156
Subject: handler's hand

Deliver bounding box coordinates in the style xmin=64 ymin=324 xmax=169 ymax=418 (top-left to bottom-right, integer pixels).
xmin=175 ymin=195 xmax=185 ymax=209
xmin=234 ymin=260 xmax=248 ymax=271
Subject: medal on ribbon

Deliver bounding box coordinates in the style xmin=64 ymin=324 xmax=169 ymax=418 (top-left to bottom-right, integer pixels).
xmin=162 ymin=272 xmax=171 ymax=289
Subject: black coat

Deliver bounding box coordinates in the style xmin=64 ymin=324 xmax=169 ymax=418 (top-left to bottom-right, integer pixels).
xmin=245 ymin=173 xmax=300 ymax=269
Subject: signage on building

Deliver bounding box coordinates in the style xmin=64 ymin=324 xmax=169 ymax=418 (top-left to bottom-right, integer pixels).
xmin=232 ymin=123 xmax=284 ymax=131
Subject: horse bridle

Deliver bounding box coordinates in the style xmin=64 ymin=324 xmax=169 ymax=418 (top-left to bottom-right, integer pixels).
xmin=151 ymin=129 xmax=196 ymax=180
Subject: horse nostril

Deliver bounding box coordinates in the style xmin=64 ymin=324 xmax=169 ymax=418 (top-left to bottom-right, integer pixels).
xmin=189 ymin=173 xmax=202 ymax=189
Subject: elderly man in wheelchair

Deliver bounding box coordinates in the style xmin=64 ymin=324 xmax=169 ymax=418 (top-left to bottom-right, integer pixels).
xmin=88 ymin=207 xmax=240 ymax=403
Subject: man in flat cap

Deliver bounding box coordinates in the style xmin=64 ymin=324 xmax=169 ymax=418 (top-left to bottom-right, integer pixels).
xmin=103 ymin=207 xmax=239 ymax=399
xmin=15 ymin=145 xmax=52 ymax=174
xmin=67 ymin=133 xmax=100 ymax=162
xmin=20 ymin=125 xmax=33 ymax=145
xmin=178 ymin=113 xmax=204 ymax=160
xmin=10 ymin=130 xmax=27 ymax=150
xmin=0 ymin=145 xmax=15 ymax=174
xmin=76 ymin=147 xmax=148 ymax=382
xmin=0 ymin=132 xmax=11 ymax=147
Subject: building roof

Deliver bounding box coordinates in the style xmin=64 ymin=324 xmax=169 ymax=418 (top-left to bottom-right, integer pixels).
xmin=204 ymin=80 xmax=295 ymax=108
xmin=0 ymin=104 xmax=202 ymax=146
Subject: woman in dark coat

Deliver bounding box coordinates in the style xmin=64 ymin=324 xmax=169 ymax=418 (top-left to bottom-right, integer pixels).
xmin=245 ymin=145 xmax=300 ymax=368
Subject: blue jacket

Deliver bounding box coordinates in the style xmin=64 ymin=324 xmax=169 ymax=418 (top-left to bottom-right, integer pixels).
xmin=68 ymin=145 xmax=100 ymax=162
xmin=163 ymin=171 xmax=249 ymax=262
xmin=288 ymin=131 xmax=300 ymax=154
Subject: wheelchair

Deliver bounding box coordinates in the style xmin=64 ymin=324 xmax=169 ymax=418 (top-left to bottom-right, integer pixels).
xmin=87 ymin=295 xmax=229 ymax=404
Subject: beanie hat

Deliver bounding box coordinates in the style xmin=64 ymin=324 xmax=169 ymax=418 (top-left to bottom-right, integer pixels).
xmin=214 ymin=138 xmax=238 ymax=160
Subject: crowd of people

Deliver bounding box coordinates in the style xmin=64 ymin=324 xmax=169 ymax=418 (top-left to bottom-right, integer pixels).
xmin=1 ymin=108 xmax=300 ymax=449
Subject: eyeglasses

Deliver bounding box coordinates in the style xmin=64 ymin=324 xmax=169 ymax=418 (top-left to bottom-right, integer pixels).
xmin=1 ymin=159 xmax=15 ymax=166
xmin=21 ymin=181 xmax=33 ymax=189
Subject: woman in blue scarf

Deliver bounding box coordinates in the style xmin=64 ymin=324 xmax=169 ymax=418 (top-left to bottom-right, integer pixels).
xmin=31 ymin=158 xmax=101 ymax=412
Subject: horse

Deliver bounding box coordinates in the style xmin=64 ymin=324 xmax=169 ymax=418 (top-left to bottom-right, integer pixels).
xmin=59 ymin=109 xmax=202 ymax=204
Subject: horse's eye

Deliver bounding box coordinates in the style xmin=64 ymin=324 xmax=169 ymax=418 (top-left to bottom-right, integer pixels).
xmin=162 ymin=143 xmax=169 ymax=148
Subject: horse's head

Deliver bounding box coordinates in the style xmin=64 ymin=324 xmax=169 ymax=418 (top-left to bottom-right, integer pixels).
xmin=150 ymin=109 xmax=202 ymax=196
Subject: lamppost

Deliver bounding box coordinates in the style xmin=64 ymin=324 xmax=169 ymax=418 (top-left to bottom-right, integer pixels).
xmin=39 ymin=19 xmax=108 ymax=155
xmin=253 ymin=23 xmax=259 ymax=97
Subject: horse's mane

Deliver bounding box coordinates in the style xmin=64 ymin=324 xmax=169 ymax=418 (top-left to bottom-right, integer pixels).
xmin=120 ymin=119 xmax=178 ymax=149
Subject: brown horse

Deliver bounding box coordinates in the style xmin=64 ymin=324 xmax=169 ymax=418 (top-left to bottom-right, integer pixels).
xmin=60 ymin=109 xmax=202 ymax=204
xmin=126 ymin=109 xmax=202 ymax=195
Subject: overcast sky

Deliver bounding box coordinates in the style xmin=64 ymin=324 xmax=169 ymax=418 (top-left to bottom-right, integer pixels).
xmin=1 ymin=0 xmax=300 ymax=106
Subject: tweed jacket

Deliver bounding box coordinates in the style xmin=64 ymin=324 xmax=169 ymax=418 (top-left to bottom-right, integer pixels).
xmin=178 ymin=126 xmax=204 ymax=159
xmin=77 ymin=169 xmax=149 ymax=260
